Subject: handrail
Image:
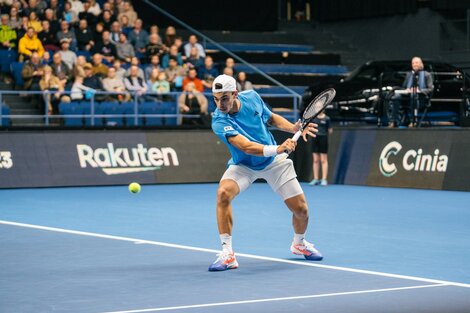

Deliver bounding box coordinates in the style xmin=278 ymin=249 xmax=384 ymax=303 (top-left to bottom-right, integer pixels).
xmin=141 ymin=0 xmax=302 ymax=99
xmin=0 ymin=90 xmax=300 ymax=127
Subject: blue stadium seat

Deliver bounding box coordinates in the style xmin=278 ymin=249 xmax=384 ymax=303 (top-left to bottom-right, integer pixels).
xmin=1 ymin=104 xmax=11 ymax=127
xmin=205 ymin=42 xmax=314 ymax=53
xmin=0 ymin=50 xmax=17 ymax=74
xmin=76 ymin=50 xmax=91 ymax=61
xmin=81 ymin=101 xmax=104 ymax=126
xmin=59 ymin=102 xmax=83 ymax=127
xmin=100 ymin=101 xmax=124 ymax=127
xmin=121 ymin=102 xmax=143 ymax=126
xmin=10 ymin=62 xmax=24 ymax=88
xmin=141 ymin=101 xmax=164 ymax=126
xmin=161 ymin=101 xmax=178 ymax=126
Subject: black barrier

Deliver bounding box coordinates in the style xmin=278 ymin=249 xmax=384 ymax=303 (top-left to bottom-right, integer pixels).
xmin=328 ymin=129 xmax=470 ymax=191
xmin=0 ymin=130 xmax=230 ymax=188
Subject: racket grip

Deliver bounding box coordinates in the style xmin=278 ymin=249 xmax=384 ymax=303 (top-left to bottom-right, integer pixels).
xmin=283 ymin=130 xmax=302 ymax=154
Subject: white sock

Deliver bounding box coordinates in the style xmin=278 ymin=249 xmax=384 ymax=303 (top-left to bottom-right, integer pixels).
xmin=293 ymin=233 xmax=305 ymax=245
xmin=220 ymin=233 xmax=233 ymax=253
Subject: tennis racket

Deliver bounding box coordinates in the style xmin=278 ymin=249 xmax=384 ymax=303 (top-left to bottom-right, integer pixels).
xmin=284 ymin=88 xmax=336 ymax=153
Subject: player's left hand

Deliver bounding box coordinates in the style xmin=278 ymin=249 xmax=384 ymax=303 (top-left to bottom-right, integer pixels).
xmin=301 ymin=122 xmax=318 ymax=142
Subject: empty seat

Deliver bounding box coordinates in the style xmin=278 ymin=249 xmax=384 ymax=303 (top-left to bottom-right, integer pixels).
xmin=81 ymin=101 xmax=104 ymax=126
xmin=100 ymin=101 xmax=124 ymax=127
xmin=1 ymin=104 xmax=10 ymax=127
xmin=59 ymin=102 xmax=83 ymax=126
xmin=121 ymin=101 xmax=143 ymax=126
xmin=141 ymin=101 xmax=164 ymax=126
xmin=10 ymin=62 xmax=24 ymax=88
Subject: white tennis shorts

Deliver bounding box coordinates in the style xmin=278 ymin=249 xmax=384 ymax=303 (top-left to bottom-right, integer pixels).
xmin=221 ymin=154 xmax=303 ymax=201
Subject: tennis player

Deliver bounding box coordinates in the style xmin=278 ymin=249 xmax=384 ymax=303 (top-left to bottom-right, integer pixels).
xmin=209 ymin=74 xmax=323 ymax=271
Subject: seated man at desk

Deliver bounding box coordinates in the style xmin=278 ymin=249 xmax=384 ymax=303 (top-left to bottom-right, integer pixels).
xmin=389 ymin=57 xmax=434 ymax=127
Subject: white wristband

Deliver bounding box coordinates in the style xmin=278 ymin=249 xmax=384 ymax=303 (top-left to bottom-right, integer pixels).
xmin=263 ymin=145 xmax=279 ymax=157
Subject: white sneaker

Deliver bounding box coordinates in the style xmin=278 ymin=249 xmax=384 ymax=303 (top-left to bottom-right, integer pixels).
xmin=208 ymin=251 xmax=238 ymax=271
xmin=290 ymin=240 xmax=323 ymax=261
xmin=320 ymin=179 xmax=328 ymax=186
xmin=308 ymin=179 xmax=320 ymax=186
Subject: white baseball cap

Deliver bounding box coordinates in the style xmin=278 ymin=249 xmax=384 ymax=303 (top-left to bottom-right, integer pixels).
xmin=212 ymin=74 xmax=237 ymax=93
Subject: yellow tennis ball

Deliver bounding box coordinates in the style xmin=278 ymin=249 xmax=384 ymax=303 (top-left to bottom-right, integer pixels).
xmin=128 ymin=182 xmax=141 ymax=194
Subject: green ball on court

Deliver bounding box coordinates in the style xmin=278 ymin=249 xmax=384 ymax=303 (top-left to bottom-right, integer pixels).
xmin=128 ymin=182 xmax=141 ymax=194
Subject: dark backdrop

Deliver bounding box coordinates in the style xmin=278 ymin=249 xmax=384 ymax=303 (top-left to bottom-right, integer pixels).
xmin=134 ymin=0 xmax=278 ymax=31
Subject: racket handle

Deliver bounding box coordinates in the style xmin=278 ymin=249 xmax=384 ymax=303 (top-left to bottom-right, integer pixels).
xmin=283 ymin=130 xmax=302 ymax=154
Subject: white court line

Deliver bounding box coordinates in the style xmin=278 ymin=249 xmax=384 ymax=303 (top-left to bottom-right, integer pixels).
xmin=100 ymin=284 xmax=449 ymax=313
xmin=1 ymin=220 xmax=470 ymax=290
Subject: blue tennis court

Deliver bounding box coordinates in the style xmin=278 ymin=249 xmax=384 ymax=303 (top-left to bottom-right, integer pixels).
xmin=1 ymin=183 xmax=470 ymax=313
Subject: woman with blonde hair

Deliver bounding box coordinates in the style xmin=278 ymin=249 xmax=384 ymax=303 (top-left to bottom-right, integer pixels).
xmin=39 ymin=65 xmax=63 ymax=115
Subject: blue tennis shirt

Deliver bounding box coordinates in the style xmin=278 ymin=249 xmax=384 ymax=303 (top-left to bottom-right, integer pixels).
xmin=212 ymin=90 xmax=277 ymax=170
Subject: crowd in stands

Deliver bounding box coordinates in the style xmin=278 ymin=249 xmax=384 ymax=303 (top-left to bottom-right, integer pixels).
xmin=0 ymin=0 xmax=253 ymax=125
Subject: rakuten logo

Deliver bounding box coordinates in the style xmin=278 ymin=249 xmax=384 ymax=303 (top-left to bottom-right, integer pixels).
xmin=379 ymin=141 xmax=448 ymax=177
xmin=77 ymin=143 xmax=179 ymax=175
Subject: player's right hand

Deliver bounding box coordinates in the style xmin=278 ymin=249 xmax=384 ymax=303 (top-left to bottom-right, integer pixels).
xmin=279 ymin=139 xmax=297 ymax=154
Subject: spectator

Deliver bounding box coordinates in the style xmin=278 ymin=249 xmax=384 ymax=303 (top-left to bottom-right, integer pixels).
xmin=145 ymin=33 xmax=165 ymax=62
xmin=51 ymin=52 xmax=72 ymax=88
xmin=118 ymin=14 xmax=132 ymax=36
xmin=48 ymin=0 xmax=63 ymax=21
xmin=112 ymin=58 xmax=126 ymax=81
xmin=92 ymin=22 xmax=104 ymax=47
xmin=18 ymin=27 xmax=44 ymax=60
xmin=186 ymin=46 xmax=203 ymax=69
xmin=23 ymin=0 xmax=43 ymax=18
xmin=56 ymin=20 xmax=77 ymax=51
xmin=161 ymin=44 xmax=183 ymax=68
xmin=236 ymin=71 xmax=253 ymax=91
xmin=78 ymin=1 xmax=97 ymax=26
xmin=93 ymin=30 xmax=116 ymax=64
xmin=0 ymin=14 xmax=17 ymax=50
xmin=39 ymin=65 xmax=63 ymax=114
xmin=27 ymin=12 xmax=42 ymax=33
xmin=128 ymin=18 xmax=148 ymax=56
xmin=109 ymin=21 xmax=121 ymax=44
xmin=43 ymin=9 xmax=60 ymax=34
xmin=41 ymin=51 xmax=51 ymax=65
xmin=99 ymin=9 xmax=114 ymax=31
xmin=163 ymin=25 xmax=176 ymax=48
xmin=174 ymin=36 xmax=185 ymax=59
xmin=149 ymin=24 xmax=160 ymax=37
xmin=223 ymin=57 xmax=236 ymax=76
xmin=91 ymin=53 xmax=109 ymax=78
xmin=8 ymin=7 xmax=22 ymax=31
xmin=73 ymin=55 xmax=87 ymax=78
xmin=69 ymin=0 xmax=85 ymax=17
xmin=70 ymin=74 xmax=93 ymax=101
xmin=62 ymin=1 xmax=79 ymax=25
xmin=223 ymin=66 xmax=234 ymax=77
xmin=58 ymin=39 xmax=77 ymax=71
xmin=178 ymin=81 xmax=208 ymax=126
xmin=183 ymin=34 xmax=205 ymax=59
xmin=102 ymin=66 xmax=130 ymax=102
xmin=182 ymin=67 xmax=203 ymax=92
xmin=164 ymin=56 xmax=185 ymax=91
xmin=87 ymin=0 xmax=102 ymax=17
xmin=308 ymin=111 xmax=332 ymax=186
xmin=117 ymin=0 xmax=137 ymax=27
xmin=152 ymin=71 xmax=170 ymax=95
xmin=116 ymin=32 xmax=134 ymax=63
xmin=124 ymin=64 xmax=147 ymax=96
xmin=83 ymin=62 xmax=105 ymax=100
xmin=18 ymin=16 xmax=30 ymax=40
xmin=38 ymin=20 xmax=59 ymax=52
xmin=76 ymin=19 xmax=95 ymax=51
xmin=198 ymin=55 xmax=218 ymax=90
xmin=125 ymin=56 xmax=144 ymax=80
xmin=146 ymin=67 xmax=160 ymax=89
xmin=21 ymin=51 xmax=43 ymax=105
xmin=144 ymin=54 xmax=162 ymax=81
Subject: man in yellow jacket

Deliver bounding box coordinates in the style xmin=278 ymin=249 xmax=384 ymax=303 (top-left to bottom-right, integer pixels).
xmin=18 ymin=27 xmax=44 ymax=61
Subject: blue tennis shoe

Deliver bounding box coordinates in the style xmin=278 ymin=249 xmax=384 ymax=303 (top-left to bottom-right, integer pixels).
xmin=208 ymin=251 xmax=238 ymax=271
xmin=290 ymin=240 xmax=323 ymax=261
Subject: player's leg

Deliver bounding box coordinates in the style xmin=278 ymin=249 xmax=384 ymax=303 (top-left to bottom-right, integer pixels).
xmin=264 ymin=157 xmax=322 ymax=261
xmin=209 ymin=165 xmax=254 ymax=271
xmin=282 ymin=183 xmax=323 ymax=261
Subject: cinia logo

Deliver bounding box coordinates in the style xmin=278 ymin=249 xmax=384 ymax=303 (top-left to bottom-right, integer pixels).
xmin=379 ymin=141 xmax=448 ymax=177
xmin=77 ymin=143 xmax=179 ymax=175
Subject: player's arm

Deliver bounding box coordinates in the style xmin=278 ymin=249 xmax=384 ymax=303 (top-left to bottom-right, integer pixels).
xmin=227 ymin=134 xmax=296 ymax=156
xmin=268 ymin=113 xmax=318 ymax=142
